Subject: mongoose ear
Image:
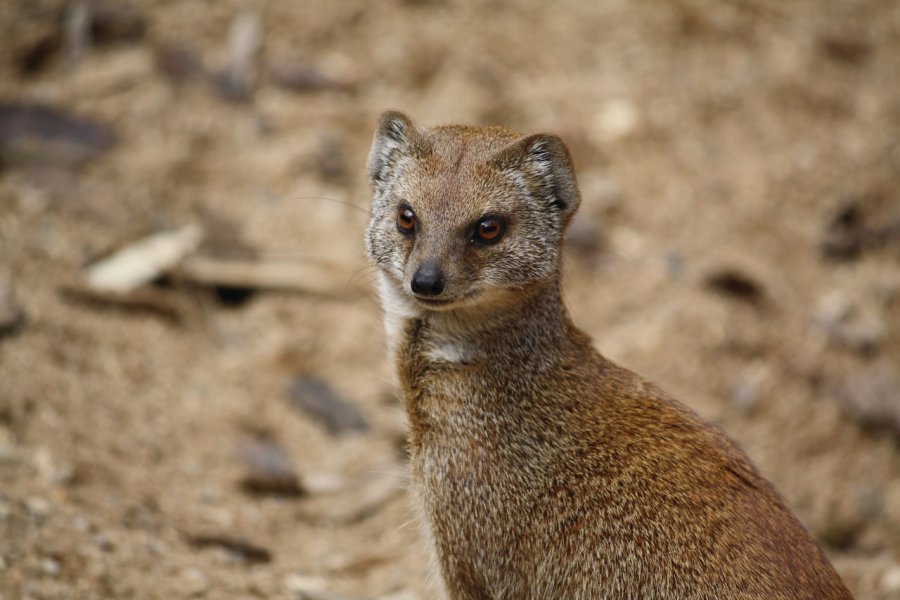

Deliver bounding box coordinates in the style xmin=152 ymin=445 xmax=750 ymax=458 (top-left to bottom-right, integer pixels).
xmin=492 ymin=133 xmax=581 ymax=222
xmin=367 ymin=111 xmax=431 ymax=190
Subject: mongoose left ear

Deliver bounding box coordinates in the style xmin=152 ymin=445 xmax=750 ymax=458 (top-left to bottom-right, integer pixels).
xmin=367 ymin=111 xmax=431 ymax=191
xmin=492 ymin=133 xmax=581 ymax=223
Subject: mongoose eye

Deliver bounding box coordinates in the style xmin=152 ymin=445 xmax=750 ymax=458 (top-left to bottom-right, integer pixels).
xmin=474 ymin=217 xmax=506 ymax=244
xmin=397 ymin=206 xmax=417 ymax=234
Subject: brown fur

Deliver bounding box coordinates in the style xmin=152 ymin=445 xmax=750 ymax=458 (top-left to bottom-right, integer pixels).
xmin=365 ymin=111 xmax=852 ymax=599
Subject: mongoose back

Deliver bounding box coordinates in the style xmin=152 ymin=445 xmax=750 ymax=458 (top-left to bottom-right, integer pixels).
xmin=364 ymin=111 xmax=852 ymax=599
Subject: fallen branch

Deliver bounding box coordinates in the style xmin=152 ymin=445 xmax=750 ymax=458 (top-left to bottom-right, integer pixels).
xmin=83 ymin=224 xmax=203 ymax=294
xmin=174 ymin=255 xmax=366 ymax=298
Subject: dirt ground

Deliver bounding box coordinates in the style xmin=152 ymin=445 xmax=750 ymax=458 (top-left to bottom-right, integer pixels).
xmin=1 ymin=0 xmax=899 ymax=598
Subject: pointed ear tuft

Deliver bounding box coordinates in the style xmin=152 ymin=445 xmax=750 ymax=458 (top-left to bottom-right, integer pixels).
xmin=367 ymin=111 xmax=430 ymax=189
xmin=492 ymin=133 xmax=581 ymax=221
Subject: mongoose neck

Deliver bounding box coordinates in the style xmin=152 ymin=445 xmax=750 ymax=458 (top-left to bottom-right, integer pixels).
xmin=415 ymin=280 xmax=574 ymax=368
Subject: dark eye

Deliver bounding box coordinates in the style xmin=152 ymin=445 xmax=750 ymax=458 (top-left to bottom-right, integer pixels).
xmin=397 ymin=206 xmax=416 ymax=234
xmin=474 ymin=217 xmax=506 ymax=244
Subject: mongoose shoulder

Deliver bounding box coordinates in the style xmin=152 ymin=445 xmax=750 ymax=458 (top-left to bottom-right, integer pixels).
xmin=364 ymin=111 xmax=852 ymax=599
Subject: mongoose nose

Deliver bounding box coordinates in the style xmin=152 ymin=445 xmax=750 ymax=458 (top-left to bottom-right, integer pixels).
xmin=411 ymin=263 xmax=445 ymax=296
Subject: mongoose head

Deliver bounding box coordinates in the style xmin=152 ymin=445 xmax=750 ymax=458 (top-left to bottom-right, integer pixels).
xmin=365 ymin=111 xmax=580 ymax=314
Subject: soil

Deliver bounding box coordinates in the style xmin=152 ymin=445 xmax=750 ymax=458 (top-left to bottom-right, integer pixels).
xmin=1 ymin=0 xmax=899 ymax=598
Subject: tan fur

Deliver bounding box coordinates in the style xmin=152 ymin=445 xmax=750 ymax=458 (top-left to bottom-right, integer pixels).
xmin=365 ymin=111 xmax=852 ymax=599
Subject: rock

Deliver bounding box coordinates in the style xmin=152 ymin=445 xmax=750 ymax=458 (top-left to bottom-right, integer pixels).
xmin=591 ymin=99 xmax=640 ymax=143
xmin=25 ymin=496 xmax=51 ymax=520
xmin=186 ymin=534 xmax=272 ymax=564
xmin=703 ymin=268 xmax=766 ymax=307
xmin=94 ymin=533 xmax=114 ymax=552
xmin=0 ymin=275 xmax=25 ymax=338
xmin=831 ymin=365 xmax=900 ymax=436
xmin=14 ymin=19 xmax=62 ymax=76
xmin=822 ymin=203 xmax=865 ymax=260
xmin=0 ymin=102 xmax=117 ymax=169
xmin=665 ymin=252 xmax=686 ymax=282
xmin=815 ymin=291 xmax=851 ymax=330
xmin=181 ymin=567 xmax=209 ymax=597
xmin=565 ymin=211 xmax=604 ymax=258
xmin=238 ymin=439 xmax=304 ymax=497
xmin=379 ymin=592 xmax=421 ymax=600
xmin=283 ymin=574 xmax=351 ymax=600
xmin=816 ymin=293 xmax=886 ymax=355
xmin=40 ymin=557 xmax=61 ymax=577
xmin=302 ymin=472 xmax=346 ymax=495
xmin=146 ymin=537 xmax=167 ymax=556
xmin=298 ymin=467 xmax=404 ymax=525
xmin=817 ymin=509 xmax=863 ymax=551
xmin=288 ymin=377 xmax=369 ymax=435
xmin=155 ymin=43 xmax=205 ymax=85
xmin=729 ymin=370 xmax=764 ymax=414
xmin=212 ymin=12 xmax=261 ymax=103
xmin=87 ymin=0 xmax=148 ymax=45
xmin=284 ymin=574 xmax=327 ymax=595
xmin=833 ymin=313 xmax=885 ymax=354
xmin=16 ymin=0 xmax=146 ymax=75
xmin=578 ymin=173 xmax=624 ymax=215
xmin=881 ymin=565 xmax=900 ymax=593
xmin=34 ymin=447 xmax=75 ymax=486
xmin=818 ymin=31 xmax=871 ymax=65
xmin=566 ymin=171 xmax=622 ymax=258
xmin=822 ymin=200 xmax=900 ymax=261
xmin=267 ymin=60 xmax=355 ymax=93
xmin=313 ymin=135 xmax=350 ymax=184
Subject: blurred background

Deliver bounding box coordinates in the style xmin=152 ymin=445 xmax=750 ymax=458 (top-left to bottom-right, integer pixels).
xmin=1 ymin=0 xmax=899 ymax=598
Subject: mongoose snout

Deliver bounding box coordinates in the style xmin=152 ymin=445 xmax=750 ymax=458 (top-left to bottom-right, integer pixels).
xmin=365 ymin=110 xmax=853 ymax=599
xmin=410 ymin=261 xmax=446 ymax=296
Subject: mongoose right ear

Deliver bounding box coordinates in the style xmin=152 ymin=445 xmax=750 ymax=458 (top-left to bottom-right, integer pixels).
xmin=367 ymin=111 xmax=431 ymax=190
xmin=491 ymin=133 xmax=581 ymax=223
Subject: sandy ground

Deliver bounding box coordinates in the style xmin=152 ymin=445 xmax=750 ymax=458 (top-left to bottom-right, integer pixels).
xmin=1 ymin=0 xmax=899 ymax=598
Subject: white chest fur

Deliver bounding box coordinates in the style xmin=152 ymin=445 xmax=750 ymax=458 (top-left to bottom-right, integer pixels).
xmin=377 ymin=273 xmax=472 ymax=365
xmin=378 ymin=272 xmax=420 ymax=356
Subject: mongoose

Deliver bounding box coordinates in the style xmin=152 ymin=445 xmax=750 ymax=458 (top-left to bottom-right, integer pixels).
xmin=364 ymin=111 xmax=852 ymax=599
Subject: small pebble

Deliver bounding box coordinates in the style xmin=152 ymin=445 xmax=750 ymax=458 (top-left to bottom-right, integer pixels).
xmin=881 ymin=565 xmax=900 ymax=593
xmin=815 ymin=292 xmax=885 ymax=354
xmin=25 ymin=496 xmax=51 ymax=519
xmin=182 ymin=567 xmax=209 ymax=597
xmin=288 ymin=377 xmax=369 ymax=435
xmin=0 ymin=428 xmax=18 ymax=464
xmin=186 ymin=534 xmax=272 ymax=564
xmin=41 ymin=557 xmax=60 ymax=577
xmin=703 ymin=268 xmax=766 ymax=306
xmin=591 ymin=98 xmax=640 ymax=143
xmin=729 ymin=364 xmax=769 ymax=414
xmin=146 ymin=537 xmax=167 ymax=556
xmin=815 ymin=291 xmax=850 ymax=328
xmin=35 ymin=447 xmax=75 ymax=485
xmin=0 ymin=102 xmax=117 ymax=168
xmin=578 ymin=173 xmax=623 ymax=215
xmin=0 ymin=275 xmax=25 ymax=338
xmin=565 ymin=212 xmax=604 ymax=257
xmin=94 ymin=533 xmax=114 ymax=552
xmin=238 ymin=439 xmax=304 ymax=497
xmin=835 ymin=313 xmax=885 ymax=354
xmin=832 ymin=365 xmax=900 ymax=436
xmin=380 ymin=592 xmax=421 ymax=600
xmin=283 ymin=574 xmax=332 ymax=599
